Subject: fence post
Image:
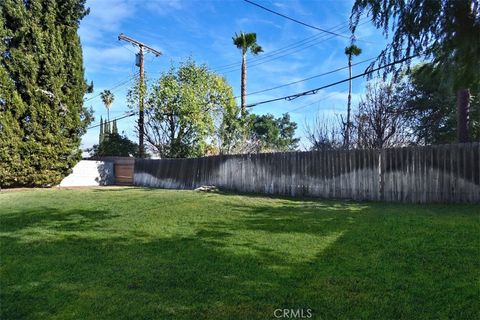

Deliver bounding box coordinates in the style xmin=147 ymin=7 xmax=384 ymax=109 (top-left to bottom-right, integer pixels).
xmin=378 ymin=148 xmax=385 ymax=201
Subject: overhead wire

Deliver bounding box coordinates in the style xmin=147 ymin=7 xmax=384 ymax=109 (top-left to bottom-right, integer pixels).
xmin=243 ymin=0 xmax=376 ymax=44
xmin=244 ymin=0 xmax=350 ymax=38
xmin=217 ymin=33 xmax=337 ymax=73
xmin=245 ymin=54 xmax=420 ymax=108
xmin=213 ymin=20 xmax=371 ymax=74
xmin=212 ymin=20 xmax=349 ymax=71
xmin=288 ymin=73 xmax=384 ymax=113
xmin=235 ymin=56 xmax=376 ymax=98
xmin=87 ymin=111 xmax=137 ymax=130
xmin=83 ymin=73 xmax=138 ymax=103
xmin=289 ymin=91 xmax=343 ymax=113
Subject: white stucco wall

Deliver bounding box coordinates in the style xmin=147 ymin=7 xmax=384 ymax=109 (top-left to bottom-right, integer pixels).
xmin=60 ymin=161 xmax=114 ymax=187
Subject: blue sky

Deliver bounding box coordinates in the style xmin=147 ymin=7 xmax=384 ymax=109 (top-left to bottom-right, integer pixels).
xmin=80 ymin=0 xmax=388 ymax=150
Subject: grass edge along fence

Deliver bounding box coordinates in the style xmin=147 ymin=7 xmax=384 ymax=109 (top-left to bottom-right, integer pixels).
xmin=134 ymin=143 xmax=480 ymax=203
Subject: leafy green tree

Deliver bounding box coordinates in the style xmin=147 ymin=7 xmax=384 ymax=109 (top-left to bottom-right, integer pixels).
xmin=350 ymin=0 xmax=480 ymax=142
xmin=130 ymin=58 xmax=236 ymax=158
xmin=217 ymin=97 xmax=243 ymax=154
xmin=232 ymin=32 xmax=263 ymax=117
xmin=100 ymin=89 xmax=114 ymax=123
xmin=248 ymin=113 xmax=299 ymax=152
xmin=403 ymin=64 xmax=480 ymax=144
xmin=343 ymin=43 xmax=362 ymax=148
xmin=0 ymin=0 xmax=92 ymax=187
xmin=91 ymin=132 xmax=139 ymax=157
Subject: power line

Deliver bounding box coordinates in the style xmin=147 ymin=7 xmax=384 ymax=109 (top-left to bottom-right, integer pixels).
xmin=289 ymin=73 xmax=384 ymax=113
xmin=213 ymin=20 xmax=371 ymax=74
xmin=214 ymin=22 xmax=366 ymax=74
xmin=87 ymin=112 xmax=137 ymax=130
xmin=244 ymin=0 xmax=352 ymax=40
xmin=235 ymin=56 xmax=376 ymax=98
xmin=212 ymin=21 xmax=350 ymax=71
xmin=246 ymin=54 xmax=420 ymax=108
xmin=120 ymin=43 xmax=137 ymax=54
xmin=218 ymin=33 xmax=337 ymax=73
xmin=84 ymin=74 xmax=138 ymax=103
xmin=289 ymin=92 xmax=343 ymax=113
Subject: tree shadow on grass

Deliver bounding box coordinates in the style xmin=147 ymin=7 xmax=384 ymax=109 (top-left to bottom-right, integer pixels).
xmin=0 ymin=207 xmax=119 ymax=233
xmin=203 ymin=199 xmax=367 ymax=237
xmin=1 ymin=232 xmax=302 ymax=319
xmin=1 ymin=201 xmax=478 ymax=320
xmin=0 ymin=202 xmax=350 ymax=319
xmin=91 ymin=187 xmax=147 ymax=192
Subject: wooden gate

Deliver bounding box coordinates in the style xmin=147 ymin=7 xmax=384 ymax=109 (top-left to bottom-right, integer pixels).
xmin=113 ymin=158 xmax=134 ymax=185
xmin=94 ymin=157 xmax=134 ymax=186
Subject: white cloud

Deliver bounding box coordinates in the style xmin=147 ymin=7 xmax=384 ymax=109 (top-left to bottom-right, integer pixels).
xmin=82 ymin=45 xmax=136 ymax=73
xmin=235 ymin=17 xmax=282 ymax=30
xmin=80 ymin=0 xmax=136 ymax=42
xmin=144 ymin=0 xmax=184 ymax=15
xmin=273 ymin=2 xmax=287 ymax=9
xmin=255 ymin=60 xmax=307 ymax=75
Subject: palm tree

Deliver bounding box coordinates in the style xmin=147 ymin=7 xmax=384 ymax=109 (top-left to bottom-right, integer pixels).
xmin=344 ymin=44 xmax=362 ymax=148
xmin=100 ymin=89 xmax=114 ymax=125
xmin=232 ymin=32 xmax=263 ymax=117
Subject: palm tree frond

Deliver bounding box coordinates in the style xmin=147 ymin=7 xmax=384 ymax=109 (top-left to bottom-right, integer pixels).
xmin=244 ymin=33 xmax=257 ymax=45
xmin=345 ymin=44 xmax=362 ymax=56
xmin=250 ymin=43 xmax=263 ymax=55
xmin=232 ymin=32 xmax=246 ymax=49
xmin=100 ymin=89 xmax=114 ymax=108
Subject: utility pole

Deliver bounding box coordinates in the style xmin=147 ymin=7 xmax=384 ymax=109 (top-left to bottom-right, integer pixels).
xmin=118 ymin=33 xmax=162 ymax=158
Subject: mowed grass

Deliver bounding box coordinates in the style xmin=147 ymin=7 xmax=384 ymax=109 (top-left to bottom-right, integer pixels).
xmin=0 ymin=188 xmax=479 ymax=320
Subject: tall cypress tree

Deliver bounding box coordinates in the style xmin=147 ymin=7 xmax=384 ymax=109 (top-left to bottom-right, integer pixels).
xmin=104 ymin=119 xmax=110 ymax=136
xmin=99 ymin=116 xmax=104 ymax=143
xmin=112 ymin=119 xmax=118 ymax=135
xmin=0 ymin=0 xmax=91 ymax=187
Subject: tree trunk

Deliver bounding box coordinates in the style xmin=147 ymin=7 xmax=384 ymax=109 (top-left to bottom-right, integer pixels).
xmin=345 ymin=54 xmax=352 ymax=148
xmin=457 ymin=88 xmax=470 ymax=143
xmin=241 ymin=52 xmax=247 ymax=118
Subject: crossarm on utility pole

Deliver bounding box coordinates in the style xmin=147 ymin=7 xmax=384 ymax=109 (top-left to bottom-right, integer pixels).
xmin=118 ymin=33 xmax=162 ymax=158
xmin=118 ymin=33 xmax=162 ymax=56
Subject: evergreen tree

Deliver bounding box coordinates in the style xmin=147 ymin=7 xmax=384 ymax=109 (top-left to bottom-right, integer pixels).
xmin=91 ymin=132 xmax=139 ymax=157
xmin=0 ymin=0 xmax=92 ymax=187
xmin=350 ymin=0 xmax=480 ymax=142
xmin=112 ymin=119 xmax=118 ymax=135
xmin=403 ymin=64 xmax=480 ymax=144
xmin=248 ymin=113 xmax=299 ymax=152
xmin=99 ymin=116 xmax=104 ymax=143
xmin=104 ymin=119 xmax=110 ymax=136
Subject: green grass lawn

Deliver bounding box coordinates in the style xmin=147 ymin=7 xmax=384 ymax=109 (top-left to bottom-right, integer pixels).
xmin=1 ymin=187 xmax=479 ymax=319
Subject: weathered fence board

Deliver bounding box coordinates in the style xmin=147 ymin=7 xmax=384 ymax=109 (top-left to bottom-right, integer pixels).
xmin=133 ymin=143 xmax=480 ymax=203
xmin=92 ymin=157 xmax=135 ymax=185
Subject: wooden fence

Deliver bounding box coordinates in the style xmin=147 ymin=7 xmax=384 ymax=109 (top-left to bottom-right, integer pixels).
xmin=134 ymin=143 xmax=480 ymax=203
xmin=93 ymin=157 xmax=134 ymax=186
